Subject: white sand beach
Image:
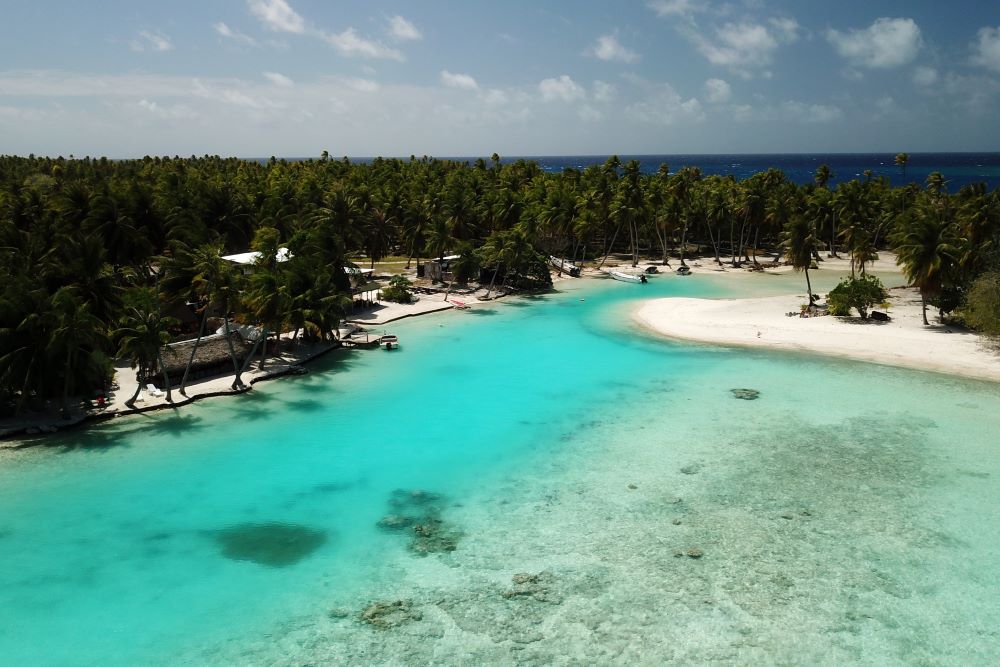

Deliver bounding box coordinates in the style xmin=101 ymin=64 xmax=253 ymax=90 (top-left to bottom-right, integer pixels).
xmin=635 ymin=286 xmax=1000 ymax=383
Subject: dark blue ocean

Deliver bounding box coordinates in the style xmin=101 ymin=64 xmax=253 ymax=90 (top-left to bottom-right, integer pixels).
xmin=508 ymin=153 xmax=1000 ymax=191
xmin=319 ymin=153 xmax=1000 ymax=192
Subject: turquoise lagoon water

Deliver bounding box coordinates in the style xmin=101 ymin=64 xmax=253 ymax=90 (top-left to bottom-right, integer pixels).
xmin=0 ymin=270 xmax=998 ymax=664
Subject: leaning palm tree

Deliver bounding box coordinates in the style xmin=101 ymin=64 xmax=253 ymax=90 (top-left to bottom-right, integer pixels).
xmin=176 ymin=243 xmax=228 ymax=396
xmin=781 ymin=215 xmax=819 ymax=306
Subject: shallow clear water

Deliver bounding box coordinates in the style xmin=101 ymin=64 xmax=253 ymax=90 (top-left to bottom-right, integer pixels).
xmin=0 ymin=272 xmax=998 ymax=665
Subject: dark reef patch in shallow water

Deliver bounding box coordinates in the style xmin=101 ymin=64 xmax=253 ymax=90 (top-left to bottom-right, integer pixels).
xmin=378 ymin=489 xmax=462 ymax=555
xmin=212 ymin=522 xmax=327 ymax=567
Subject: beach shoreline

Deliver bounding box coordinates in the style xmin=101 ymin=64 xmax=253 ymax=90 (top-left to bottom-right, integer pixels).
xmin=633 ymin=287 xmax=1000 ymax=383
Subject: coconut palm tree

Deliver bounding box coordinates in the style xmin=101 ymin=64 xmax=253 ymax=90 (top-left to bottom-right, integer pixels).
xmin=47 ymin=287 xmax=109 ymax=416
xmin=892 ymin=197 xmax=962 ymax=325
xmin=115 ymin=293 xmax=176 ymax=407
xmin=781 ymin=215 xmax=819 ymax=305
xmin=894 ymin=153 xmax=910 ymax=183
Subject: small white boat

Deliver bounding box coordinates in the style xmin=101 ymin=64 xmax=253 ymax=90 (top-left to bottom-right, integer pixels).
xmin=380 ymin=334 xmax=399 ymax=350
xmin=606 ymin=270 xmax=647 ymax=284
xmin=549 ymin=256 xmax=581 ymax=277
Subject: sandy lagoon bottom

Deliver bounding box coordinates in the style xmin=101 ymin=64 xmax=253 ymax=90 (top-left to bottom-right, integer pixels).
xmin=1 ymin=276 xmax=998 ymax=665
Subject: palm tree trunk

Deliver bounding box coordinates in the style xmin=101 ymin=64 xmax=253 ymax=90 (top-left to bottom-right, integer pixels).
xmin=126 ymin=370 xmax=144 ymax=408
xmin=223 ymin=317 xmax=245 ymax=390
xmin=258 ymin=327 xmax=270 ymax=370
xmin=921 ymin=292 xmax=929 ymax=325
xmin=180 ymin=307 xmax=208 ymax=396
xmin=679 ymin=219 xmax=688 ymax=266
xmin=805 ymin=267 xmax=814 ymax=306
xmin=155 ymin=348 xmax=172 ymax=403
xmin=598 ymin=222 xmax=623 ymax=269
xmin=830 ymin=212 xmax=838 ymax=258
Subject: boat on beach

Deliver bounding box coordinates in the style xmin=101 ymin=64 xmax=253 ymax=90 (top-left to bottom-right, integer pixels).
xmin=549 ymin=256 xmax=581 ymax=277
xmin=606 ymin=269 xmax=647 ymax=284
xmin=676 ymin=265 xmax=692 ymax=276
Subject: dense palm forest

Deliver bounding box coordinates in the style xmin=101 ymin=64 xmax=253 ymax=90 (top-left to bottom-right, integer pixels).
xmin=1 ymin=153 xmax=998 ymax=416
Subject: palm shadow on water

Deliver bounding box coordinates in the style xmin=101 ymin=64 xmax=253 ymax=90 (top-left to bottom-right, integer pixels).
xmin=41 ymin=410 xmax=207 ymax=453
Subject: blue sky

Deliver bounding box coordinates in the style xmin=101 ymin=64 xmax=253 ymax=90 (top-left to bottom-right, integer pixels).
xmin=1 ymin=0 xmax=999 ymax=157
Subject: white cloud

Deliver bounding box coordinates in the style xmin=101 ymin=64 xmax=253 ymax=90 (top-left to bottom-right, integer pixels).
xmin=912 ymin=66 xmax=938 ymax=86
xmin=480 ymin=89 xmax=508 ymax=107
xmin=247 ymin=0 xmax=305 ymax=34
xmin=578 ymin=105 xmax=602 ymax=122
xmin=263 ymin=71 xmax=294 ymax=87
xmin=971 ymin=26 xmax=1000 ymax=73
xmin=539 ymin=75 xmax=585 ymax=103
xmin=589 ymin=35 xmax=640 ymax=63
xmin=131 ymin=30 xmax=173 ymax=53
xmin=323 ymin=28 xmax=403 ymax=60
xmin=136 ymin=99 xmax=197 ymax=120
xmin=768 ymin=17 xmax=800 ymax=43
xmin=781 ymin=100 xmax=843 ymax=123
xmin=440 ymin=71 xmax=478 ymax=91
xmin=388 ymin=15 xmax=421 ymax=41
xmin=646 ymin=0 xmax=705 ymax=17
xmin=691 ymin=22 xmax=779 ymax=77
xmin=826 ymin=18 xmax=921 ymax=69
xmin=874 ymin=95 xmax=896 ymax=115
xmin=592 ymin=80 xmax=616 ymax=103
xmin=214 ymin=22 xmax=257 ymax=46
xmin=344 ymin=77 xmax=380 ymax=93
xmin=703 ymin=78 xmax=731 ymax=103
xmin=625 ymin=80 xmax=704 ymax=124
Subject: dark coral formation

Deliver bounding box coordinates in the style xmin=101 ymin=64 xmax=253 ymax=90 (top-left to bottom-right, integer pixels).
xmin=502 ymin=570 xmax=562 ymax=604
xmin=213 ymin=522 xmax=327 ymax=567
xmin=377 ymin=489 xmax=461 ymax=555
xmin=359 ymin=599 xmax=423 ymax=629
xmin=730 ymin=388 xmax=761 ymax=400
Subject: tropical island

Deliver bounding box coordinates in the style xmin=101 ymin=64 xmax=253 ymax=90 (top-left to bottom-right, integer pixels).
xmin=1 ymin=153 xmax=999 ymax=437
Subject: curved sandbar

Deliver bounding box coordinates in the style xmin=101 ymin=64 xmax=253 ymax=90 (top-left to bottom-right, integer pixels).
xmin=634 ymin=288 xmax=1000 ymax=383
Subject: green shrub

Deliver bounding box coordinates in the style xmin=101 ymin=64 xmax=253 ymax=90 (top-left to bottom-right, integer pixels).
xmin=381 ymin=275 xmax=413 ymax=304
xmin=964 ymin=272 xmax=1000 ymax=335
xmin=827 ymin=274 xmax=889 ymax=319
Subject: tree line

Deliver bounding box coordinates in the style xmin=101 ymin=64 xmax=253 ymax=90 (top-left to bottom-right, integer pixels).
xmin=1 ymin=152 xmax=998 ymax=415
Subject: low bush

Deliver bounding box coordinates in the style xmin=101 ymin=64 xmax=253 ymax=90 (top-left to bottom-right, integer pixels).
xmin=827 ymin=274 xmax=889 ymax=320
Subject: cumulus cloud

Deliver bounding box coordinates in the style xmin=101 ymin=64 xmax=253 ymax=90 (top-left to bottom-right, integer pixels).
xmin=588 ymin=35 xmax=640 ymax=63
xmin=781 ymin=100 xmax=843 ymax=123
xmin=768 ymin=17 xmax=800 ymax=43
xmin=646 ymin=0 xmax=705 ymax=18
xmin=826 ymin=18 xmax=922 ymax=68
xmin=323 ymin=28 xmax=403 ymax=60
xmin=703 ymin=78 xmax=731 ymax=103
xmin=912 ymin=66 xmax=938 ymax=86
xmin=247 ymin=0 xmax=305 ymax=34
xmin=592 ymin=80 xmax=616 ymax=103
xmin=441 ymin=71 xmax=478 ymax=90
xmin=131 ymin=30 xmax=173 ymax=53
xmin=263 ymin=71 xmax=294 ymax=87
xmin=136 ymin=99 xmax=197 ymax=120
xmin=539 ymin=75 xmax=585 ymax=103
xmin=214 ymin=22 xmax=257 ymax=45
xmin=479 ymin=89 xmax=508 ymax=107
xmin=690 ymin=22 xmax=780 ymax=77
xmin=344 ymin=77 xmax=380 ymax=93
xmin=971 ymin=26 xmax=1000 ymax=73
xmin=625 ymin=78 xmax=704 ymax=124
xmin=388 ymin=15 xmax=421 ymax=41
